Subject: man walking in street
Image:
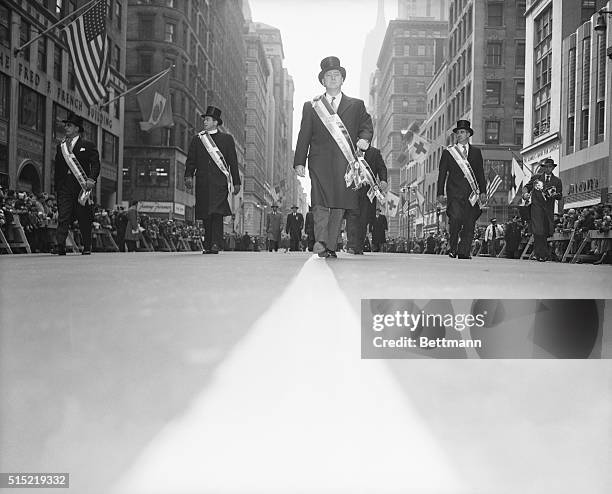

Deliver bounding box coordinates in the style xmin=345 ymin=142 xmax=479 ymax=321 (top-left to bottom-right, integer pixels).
xmin=266 ymin=204 xmax=282 ymax=252
xmin=484 ymin=218 xmax=504 ymax=256
xmin=436 ymin=120 xmax=486 ymax=259
xmin=293 ymin=56 xmax=373 ymax=259
xmin=371 ymin=208 xmax=388 ymax=252
xmin=285 ymin=205 xmax=304 ymax=252
xmin=523 ymin=158 xmax=562 ymax=261
xmin=54 ymin=112 xmax=99 ymax=255
xmin=185 ymin=106 xmax=241 ymax=254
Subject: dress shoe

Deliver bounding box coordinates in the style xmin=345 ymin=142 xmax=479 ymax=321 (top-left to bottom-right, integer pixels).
xmin=326 ymin=249 xmax=337 ymax=258
xmin=209 ymin=244 xmax=219 ymax=254
xmin=448 ymin=251 xmax=457 ymax=258
xmin=314 ymin=241 xmax=328 ymax=257
xmin=355 ymin=250 xmax=364 ymax=255
xmin=81 ymin=250 xmax=91 ymax=255
xmin=347 ymin=248 xmax=357 ymax=255
xmin=458 ymin=254 xmax=472 ymax=259
xmin=56 ymin=249 xmax=66 ymax=256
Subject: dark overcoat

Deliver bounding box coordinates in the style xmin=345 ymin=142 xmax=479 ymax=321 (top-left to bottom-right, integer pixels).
xmin=372 ymin=214 xmax=388 ymax=245
xmin=54 ymin=136 xmax=100 ymax=191
xmin=293 ymin=93 xmax=373 ymax=210
xmin=436 ymin=145 xmax=486 ymax=222
xmin=266 ymin=212 xmax=282 ymax=242
xmin=360 ymin=146 xmax=388 ymax=222
xmin=124 ymin=205 xmax=140 ymax=241
xmin=185 ymin=131 xmax=240 ymax=219
xmin=286 ymin=212 xmax=304 ymax=236
xmin=524 ymin=173 xmax=562 ymax=237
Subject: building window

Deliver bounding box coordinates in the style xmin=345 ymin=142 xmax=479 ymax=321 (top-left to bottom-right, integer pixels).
xmin=487 ymin=2 xmax=503 ymax=26
xmin=52 ymin=104 xmax=69 ymax=141
xmin=82 ymin=119 xmax=97 ymax=144
xmin=37 ymin=38 xmax=47 ymax=73
xmin=55 ymin=0 xmax=63 ymax=16
xmin=514 ymin=120 xmax=523 ymax=146
xmin=102 ymin=130 xmax=117 ymax=163
xmin=582 ymin=37 xmax=590 ymax=105
xmin=516 ymin=1 xmax=526 ymax=28
xmin=535 ymin=7 xmax=552 ymax=48
xmin=567 ymin=116 xmax=575 ymax=152
xmin=515 ymin=42 xmax=525 ymax=68
xmin=0 ymin=5 xmax=10 ymax=48
xmin=568 ymin=47 xmax=576 ymax=114
xmin=122 ymin=163 xmax=131 ymax=189
xmin=515 ymin=81 xmax=524 ymax=108
xmin=164 ymin=22 xmax=176 ymax=43
xmin=581 ymin=108 xmax=589 ymax=145
xmin=138 ymin=53 xmax=153 ymax=74
xmin=68 ymin=58 xmax=76 ymax=90
xmin=113 ymin=44 xmax=120 ymax=71
xmin=19 ymin=85 xmax=45 ymax=132
xmin=115 ymin=0 xmax=122 ymax=30
xmin=485 ymin=81 xmax=502 ymax=105
xmin=53 ymin=43 xmax=62 ymax=82
xmin=595 ymin=101 xmax=604 ymax=140
xmin=486 ymin=42 xmax=502 ymax=65
xmin=20 ymin=20 xmax=31 ymax=62
xmin=139 ymin=17 xmax=153 ymax=39
xmin=485 ymin=121 xmax=500 ymax=144
xmin=0 ymin=73 xmax=9 ymax=119
xmin=136 ymin=159 xmax=170 ymax=187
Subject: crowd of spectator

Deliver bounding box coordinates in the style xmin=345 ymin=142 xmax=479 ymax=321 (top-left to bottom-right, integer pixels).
xmin=2 ymin=186 xmax=611 ymax=263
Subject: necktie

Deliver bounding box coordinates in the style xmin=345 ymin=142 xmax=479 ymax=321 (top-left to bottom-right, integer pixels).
xmin=462 ymin=145 xmax=467 ymax=157
xmin=331 ymin=96 xmax=336 ymax=112
xmin=545 ymin=174 xmax=550 ymax=183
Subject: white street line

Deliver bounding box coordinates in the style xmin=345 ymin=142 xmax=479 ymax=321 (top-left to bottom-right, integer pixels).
xmin=111 ymin=255 xmax=469 ymax=494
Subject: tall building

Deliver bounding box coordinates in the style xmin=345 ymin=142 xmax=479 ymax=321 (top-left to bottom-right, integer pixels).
xmin=559 ymin=1 xmax=611 ymax=209
xmin=0 ymin=0 xmax=127 ymax=208
xmin=360 ymin=0 xmax=387 ymax=105
xmin=523 ymin=0 xmax=608 ymax=208
xmin=375 ymin=18 xmax=448 ymax=237
xmin=123 ymin=0 xmax=246 ymax=224
xmin=398 ymin=0 xmax=449 ymax=20
xmin=441 ymin=0 xmax=527 ymax=224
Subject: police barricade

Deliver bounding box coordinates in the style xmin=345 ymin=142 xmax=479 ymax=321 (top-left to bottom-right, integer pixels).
xmin=4 ymin=215 xmax=31 ymax=253
xmin=0 ymin=228 xmax=13 ymax=253
xmin=92 ymin=228 xmax=119 ymax=252
xmin=571 ymin=230 xmax=612 ymax=264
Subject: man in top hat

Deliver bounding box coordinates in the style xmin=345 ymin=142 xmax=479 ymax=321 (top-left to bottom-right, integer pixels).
xmin=54 ymin=111 xmax=100 ymax=255
xmin=294 ymin=56 xmax=373 ymax=258
xmin=370 ymin=207 xmax=388 ymax=252
xmin=185 ymin=106 xmax=241 ymax=254
xmin=266 ymin=204 xmax=282 ymax=252
xmin=522 ymin=158 xmax=562 ymax=261
xmin=436 ymin=120 xmax=486 ymax=259
xmin=285 ymin=205 xmax=304 ymax=251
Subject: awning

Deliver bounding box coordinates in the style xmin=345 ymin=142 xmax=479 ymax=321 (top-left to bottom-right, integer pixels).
xmin=563 ymin=197 xmax=601 ymax=209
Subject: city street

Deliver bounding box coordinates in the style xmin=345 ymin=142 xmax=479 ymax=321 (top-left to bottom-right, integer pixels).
xmin=1 ymin=252 xmax=611 ymax=494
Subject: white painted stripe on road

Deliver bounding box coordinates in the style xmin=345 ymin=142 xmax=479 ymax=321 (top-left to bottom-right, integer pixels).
xmin=112 ymin=255 xmax=469 ymax=494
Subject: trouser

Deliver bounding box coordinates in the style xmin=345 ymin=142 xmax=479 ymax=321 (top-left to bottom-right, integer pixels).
xmin=268 ymin=240 xmax=278 ymax=252
xmin=126 ymin=240 xmax=137 ymax=252
xmin=488 ymin=238 xmax=500 ymax=256
xmin=447 ymin=197 xmax=479 ymax=257
xmin=203 ymin=213 xmax=223 ymax=250
xmin=533 ymin=234 xmax=549 ymax=259
xmin=306 ymin=233 xmax=315 ymax=251
xmin=56 ymin=183 xmax=93 ymax=251
xmin=289 ymin=234 xmax=301 ymax=251
xmin=313 ymin=205 xmax=344 ymax=252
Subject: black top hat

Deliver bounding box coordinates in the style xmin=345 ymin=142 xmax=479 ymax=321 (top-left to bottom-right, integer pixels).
xmin=62 ymin=111 xmax=84 ymax=132
xmin=491 ymin=218 xmax=497 ymax=222
xmin=201 ymin=106 xmax=223 ymax=126
xmin=452 ymin=120 xmax=474 ymax=136
xmin=318 ymin=56 xmax=346 ymax=84
xmin=539 ymin=157 xmax=557 ymax=169
xmin=291 ymin=205 xmax=298 ymax=209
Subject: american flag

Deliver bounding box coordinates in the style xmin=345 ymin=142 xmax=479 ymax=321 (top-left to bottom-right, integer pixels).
xmin=486 ymin=174 xmax=502 ymax=200
xmin=63 ymin=0 xmax=109 ymax=106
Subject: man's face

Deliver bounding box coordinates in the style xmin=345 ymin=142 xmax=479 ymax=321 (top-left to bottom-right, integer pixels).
xmin=323 ymin=69 xmax=343 ymax=91
xmin=542 ymin=165 xmax=554 ymax=174
xmin=64 ymin=122 xmax=79 ymax=138
xmin=203 ymin=116 xmax=218 ymax=132
xmin=455 ymin=129 xmax=470 ymax=144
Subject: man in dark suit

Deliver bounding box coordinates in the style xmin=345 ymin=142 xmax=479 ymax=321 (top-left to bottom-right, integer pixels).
xmin=185 ymin=106 xmax=241 ymax=254
xmin=523 ymin=158 xmax=563 ymax=261
xmin=285 ymin=205 xmax=304 ymax=251
xmin=346 ymin=146 xmax=387 ymax=254
xmin=304 ymin=206 xmax=315 ymax=252
xmin=54 ymin=112 xmax=100 ymax=255
xmin=371 ymin=208 xmax=388 ymax=252
xmin=294 ymin=56 xmax=373 ymax=258
xmin=436 ymin=120 xmax=487 ymax=259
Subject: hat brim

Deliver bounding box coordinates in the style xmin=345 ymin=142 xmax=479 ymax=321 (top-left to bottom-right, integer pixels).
xmin=62 ymin=119 xmax=84 ymax=132
xmin=318 ymin=67 xmax=346 ymax=84
xmin=452 ymin=126 xmax=474 ymax=136
xmin=201 ymin=114 xmax=223 ymax=126
xmin=540 ymin=162 xmax=557 ymax=168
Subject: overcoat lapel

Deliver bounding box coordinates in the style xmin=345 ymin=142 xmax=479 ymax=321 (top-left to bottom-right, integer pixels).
xmin=336 ymin=93 xmax=353 ymax=117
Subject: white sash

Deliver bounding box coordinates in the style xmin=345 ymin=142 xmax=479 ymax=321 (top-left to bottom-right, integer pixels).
xmin=60 ymin=139 xmax=92 ymax=205
xmin=311 ymin=95 xmax=384 ymax=203
xmin=198 ymin=131 xmax=234 ymax=195
xmin=447 ymin=144 xmax=481 ymax=207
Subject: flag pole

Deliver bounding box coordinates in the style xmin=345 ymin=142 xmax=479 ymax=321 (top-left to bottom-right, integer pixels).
xmin=13 ymin=0 xmax=102 ymax=56
xmin=96 ymin=65 xmax=173 ymax=109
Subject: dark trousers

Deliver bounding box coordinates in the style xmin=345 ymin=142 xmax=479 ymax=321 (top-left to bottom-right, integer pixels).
xmin=533 ymin=234 xmax=549 ymax=259
xmin=306 ymin=232 xmax=315 ymax=252
xmin=448 ymin=197 xmax=479 ymax=257
xmin=345 ymin=207 xmax=364 ymax=251
xmin=313 ymin=205 xmax=344 ymax=251
xmin=56 ymin=183 xmax=93 ymax=251
xmin=126 ymin=240 xmax=137 ymax=252
xmin=289 ymin=234 xmax=301 ymax=251
xmin=203 ymin=213 xmax=223 ymax=250
xmin=268 ymin=240 xmax=278 ymax=252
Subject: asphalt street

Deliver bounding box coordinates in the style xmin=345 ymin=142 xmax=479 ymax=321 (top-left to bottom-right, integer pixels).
xmin=1 ymin=251 xmax=611 ymax=494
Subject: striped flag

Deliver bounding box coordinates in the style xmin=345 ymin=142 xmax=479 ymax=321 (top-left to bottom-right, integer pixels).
xmin=63 ymin=0 xmax=109 ymax=106
xmin=486 ymin=174 xmax=502 ymax=200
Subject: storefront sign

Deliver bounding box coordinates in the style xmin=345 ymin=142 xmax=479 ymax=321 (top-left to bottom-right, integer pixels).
xmin=568 ymin=178 xmax=599 ymax=195
xmin=138 ymin=201 xmax=173 ymax=213
xmin=174 ymin=203 xmax=185 ymax=215
xmin=522 ymin=140 xmax=560 ymax=164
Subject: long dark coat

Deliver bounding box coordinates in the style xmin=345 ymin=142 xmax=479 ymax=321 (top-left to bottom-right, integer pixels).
xmin=293 ymin=93 xmax=373 ymax=210
xmin=285 ymin=212 xmax=304 ymax=236
xmin=124 ymin=205 xmax=140 ymax=241
xmin=266 ymin=212 xmax=282 ymax=242
xmin=436 ymin=145 xmax=486 ymax=222
xmin=361 ymin=146 xmax=388 ymax=223
xmin=371 ymin=214 xmax=388 ymax=245
xmin=185 ymin=131 xmax=240 ymax=219
xmin=524 ymin=173 xmax=562 ymax=237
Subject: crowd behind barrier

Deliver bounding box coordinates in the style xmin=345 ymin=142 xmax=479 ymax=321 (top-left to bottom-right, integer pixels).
xmin=2 ymin=188 xmax=611 ymax=264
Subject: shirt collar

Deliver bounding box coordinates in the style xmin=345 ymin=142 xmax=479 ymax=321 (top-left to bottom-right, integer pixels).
xmin=325 ymin=92 xmax=342 ymax=105
xmin=208 ymin=129 xmax=218 ymax=134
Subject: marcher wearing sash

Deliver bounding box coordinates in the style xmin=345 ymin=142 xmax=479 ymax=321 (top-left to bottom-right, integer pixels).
xmin=185 ymin=106 xmax=241 ymax=254
xmin=436 ymin=120 xmax=486 ymax=259
xmin=53 ymin=112 xmax=99 ymax=255
xmin=294 ymin=56 xmax=373 ymax=258
xmin=522 ymin=158 xmax=562 ymax=262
